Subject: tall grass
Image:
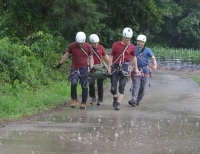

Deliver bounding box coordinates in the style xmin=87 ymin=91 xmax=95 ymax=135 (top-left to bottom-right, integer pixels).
xmin=0 ymin=81 xmax=82 ymax=121
xmin=0 ymin=78 xmax=110 ymax=121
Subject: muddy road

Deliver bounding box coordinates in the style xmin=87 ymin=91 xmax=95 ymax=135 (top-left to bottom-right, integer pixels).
xmin=0 ymin=69 xmax=200 ymax=154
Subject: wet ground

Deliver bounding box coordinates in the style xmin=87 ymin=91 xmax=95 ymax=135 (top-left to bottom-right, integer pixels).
xmin=0 ymin=68 xmax=200 ymax=154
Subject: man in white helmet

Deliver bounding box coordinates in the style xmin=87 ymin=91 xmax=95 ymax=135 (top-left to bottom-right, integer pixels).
xmin=128 ymin=34 xmax=157 ymax=107
xmin=56 ymin=31 xmax=94 ymax=109
xmin=108 ymin=27 xmax=139 ymax=110
xmin=88 ymin=34 xmax=109 ymax=105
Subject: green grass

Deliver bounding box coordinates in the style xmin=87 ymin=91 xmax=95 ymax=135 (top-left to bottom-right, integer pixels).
xmin=0 ymin=78 xmax=111 ymax=122
xmin=0 ymin=81 xmax=82 ymax=121
xmin=188 ymin=73 xmax=200 ymax=87
xmin=152 ymin=47 xmax=200 ymax=65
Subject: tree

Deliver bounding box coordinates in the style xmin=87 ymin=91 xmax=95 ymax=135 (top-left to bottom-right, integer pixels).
xmin=176 ymin=11 xmax=200 ymax=48
xmin=100 ymin=0 xmax=163 ymax=44
xmin=154 ymin=0 xmax=200 ymax=48
xmin=51 ymin=0 xmax=107 ymax=42
xmin=0 ymin=0 xmax=54 ymax=39
xmin=0 ymin=0 xmax=107 ymax=43
xmin=153 ymin=0 xmax=183 ymax=46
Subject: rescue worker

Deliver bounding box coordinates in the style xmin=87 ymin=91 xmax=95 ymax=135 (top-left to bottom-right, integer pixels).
xmin=108 ymin=27 xmax=139 ymax=110
xmin=88 ymin=34 xmax=109 ymax=105
xmin=128 ymin=34 xmax=157 ymax=107
xmin=56 ymin=31 xmax=94 ymax=109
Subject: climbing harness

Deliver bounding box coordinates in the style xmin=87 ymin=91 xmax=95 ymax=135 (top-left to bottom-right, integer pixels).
xmin=70 ymin=67 xmax=88 ymax=88
xmin=80 ymin=47 xmax=90 ymax=72
xmin=91 ymin=48 xmax=108 ymax=68
xmin=129 ymin=46 xmax=152 ymax=92
xmin=111 ymin=44 xmax=131 ymax=77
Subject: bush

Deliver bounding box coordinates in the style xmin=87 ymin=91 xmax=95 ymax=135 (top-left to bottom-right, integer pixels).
xmin=0 ymin=37 xmax=48 ymax=93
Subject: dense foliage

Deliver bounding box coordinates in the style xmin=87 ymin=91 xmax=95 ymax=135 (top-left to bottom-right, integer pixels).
xmin=0 ymin=0 xmax=199 ymax=94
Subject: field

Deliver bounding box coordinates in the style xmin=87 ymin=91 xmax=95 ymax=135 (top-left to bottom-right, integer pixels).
xmin=152 ymin=47 xmax=200 ymax=65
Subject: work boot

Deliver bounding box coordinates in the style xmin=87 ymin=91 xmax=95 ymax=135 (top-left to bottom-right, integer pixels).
xmin=90 ymin=97 xmax=96 ymax=105
xmin=80 ymin=103 xmax=86 ymax=109
xmin=71 ymin=100 xmax=77 ymax=108
xmin=128 ymin=100 xmax=137 ymax=107
xmin=97 ymin=99 xmax=102 ymax=106
xmin=113 ymin=97 xmax=117 ymax=108
xmin=115 ymin=102 xmax=120 ymax=110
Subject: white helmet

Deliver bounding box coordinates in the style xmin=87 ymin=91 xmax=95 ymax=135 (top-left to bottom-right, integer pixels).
xmin=89 ymin=34 xmax=100 ymax=43
xmin=75 ymin=31 xmax=86 ymax=43
xmin=137 ymin=34 xmax=146 ymax=42
xmin=122 ymin=27 xmax=133 ymax=38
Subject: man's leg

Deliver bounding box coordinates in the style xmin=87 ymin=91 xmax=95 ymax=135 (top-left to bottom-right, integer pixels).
xmin=129 ymin=76 xmax=141 ymax=107
xmin=113 ymin=74 xmax=127 ymax=110
xmin=70 ymin=74 xmax=78 ymax=107
xmin=89 ymin=78 xmax=96 ymax=104
xmin=97 ymin=78 xmax=104 ymax=105
xmin=137 ymin=76 xmax=149 ymax=105
xmin=110 ymin=72 xmax=118 ymax=109
xmin=79 ymin=68 xmax=89 ymax=109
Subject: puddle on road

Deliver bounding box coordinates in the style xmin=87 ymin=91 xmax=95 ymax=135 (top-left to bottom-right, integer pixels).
xmin=0 ymin=107 xmax=200 ymax=154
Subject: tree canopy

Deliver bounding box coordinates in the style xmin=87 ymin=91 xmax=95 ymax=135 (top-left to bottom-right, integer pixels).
xmin=0 ymin=0 xmax=199 ymax=48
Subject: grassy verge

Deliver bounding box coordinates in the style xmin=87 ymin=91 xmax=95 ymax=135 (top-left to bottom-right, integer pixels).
xmin=0 ymin=81 xmax=82 ymax=121
xmin=0 ymin=78 xmax=111 ymax=122
xmin=188 ymin=73 xmax=200 ymax=87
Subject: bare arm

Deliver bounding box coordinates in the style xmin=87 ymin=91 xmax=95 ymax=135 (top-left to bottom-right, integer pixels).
xmin=89 ymin=55 xmax=94 ymax=68
xmin=151 ymin=56 xmax=157 ymax=70
xmin=132 ymin=56 xmax=139 ymax=73
xmin=59 ymin=51 xmax=70 ymax=64
xmin=104 ymin=54 xmax=110 ymax=62
xmin=108 ymin=55 xmax=113 ymax=74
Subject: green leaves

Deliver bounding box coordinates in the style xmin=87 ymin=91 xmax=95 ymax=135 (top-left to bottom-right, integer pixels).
xmin=0 ymin=37 xmax=45 ymax=92
xmin=177 ymin=10 xmax=200 ymax=38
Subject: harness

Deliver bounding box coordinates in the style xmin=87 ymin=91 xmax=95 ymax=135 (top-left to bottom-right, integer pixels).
xmin=132 ymin=46 xmax=152 ymax=87
xmin=80 ymin=47 xmax=90 ymax=72
xmin=112 ymin=43 xmax=130 ymax=66
xmin=70 ymin=67 xmax=88 ymax=88
xmin=111 ymin=43 xmax=131 ymax=76
xmin=91 ymin=48 xmax=108 ymax=68
xmin=69 ymin=46 xmax=90 ymax=87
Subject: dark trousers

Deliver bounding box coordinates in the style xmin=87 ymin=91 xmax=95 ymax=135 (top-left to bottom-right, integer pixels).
xmin=70 ymin=67 xmax=88 ymax=103
xmin=89 ymin=78 xmax=104 ymax=101
xmin=110 ymin=63 xmax=129 ymax=95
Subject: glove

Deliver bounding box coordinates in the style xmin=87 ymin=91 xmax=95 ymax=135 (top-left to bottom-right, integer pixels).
xmin=56 ymin=63 xmax=62 ymax=69
xmin=90 ymin=67 xmax=95 ymax=73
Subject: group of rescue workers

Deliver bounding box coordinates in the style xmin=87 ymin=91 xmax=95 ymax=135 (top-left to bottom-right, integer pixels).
xmin=56 ymin=27 xmax=157 ymax=110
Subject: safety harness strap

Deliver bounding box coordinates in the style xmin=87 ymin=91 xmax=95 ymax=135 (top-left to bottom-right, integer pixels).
xmin=91 ymin=48 xmax=107 ymax=68
xmin=80 ymin=47 xmax=90 ymax=71
xmin=112 ymin=43 xmax=130 ymax=65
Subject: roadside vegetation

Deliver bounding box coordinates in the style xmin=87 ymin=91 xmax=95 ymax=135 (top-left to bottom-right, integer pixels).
xmin=0 ymin=0 xmax=200 ymax=122
xmin=152 ymin=47 xmax=200 ymax=65
xmin=189 ymin=74 xmax=200 ymax=87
